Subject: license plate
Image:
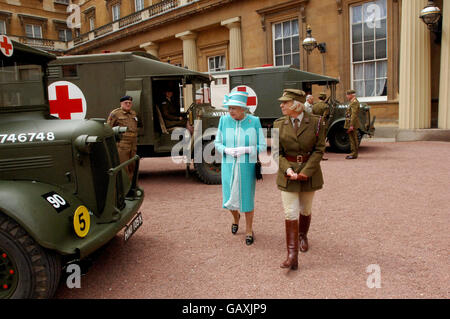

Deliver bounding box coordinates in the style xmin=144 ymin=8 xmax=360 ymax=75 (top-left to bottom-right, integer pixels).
xmin=124 ymin=212 xmax=143 ymax=242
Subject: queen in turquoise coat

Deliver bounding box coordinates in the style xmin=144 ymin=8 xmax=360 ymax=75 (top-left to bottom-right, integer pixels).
xmin=214 ymin=91 xmax=266 ymax=245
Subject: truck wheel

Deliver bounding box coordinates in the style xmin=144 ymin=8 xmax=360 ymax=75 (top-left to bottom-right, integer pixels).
xmin=328 ymin=124 xmax=351 ymax=153
xmin=194 ymin=140 xmax=221 ymax=185
xmin=0 ymin=213 xmax=61 ymax=299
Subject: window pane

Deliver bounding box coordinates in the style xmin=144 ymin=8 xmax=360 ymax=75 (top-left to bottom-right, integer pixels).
xmin=364 ymin=21 xmax=374 ymax=41
xmin=353 ymin=64 xmax=364 ymax=80
xmin=352 ymin=23 xmax=362 ymax=43
xmin=352 ymin=43 xmax=362 ymax=62
xmin=292 ymin=19 xmax=299 ymax=35
xmin=292 ymin=36 xmax=299 ymax=53
xmin=283 ymin=38 xmax=291 ymax=54
xmin=275 ymin=39 xmax=283 ymax=55
xmin=59 ymin=30 xmax=65 ymax=41
xmin=352 ymin=5 xmax=362 ymax=23
xmin=0 ymin=21 xmax=6 ymax=34
xmin=376 ymin=78 xmax=387 ymax=96
xmin=376 ymin=39 xmax=387 ymax=59
xmin=376 ymin=61 xmax=387 ymax=78
xmin=275 ymin=56 xmax=283 ymax=66
xmin=275 ymin=23 xmax=282 ymax=39
xmin=66 ymin=30 xmax=72 ymax=41
xmin=376 ymin=18 xmax=387 ymax=39
xmin=284 ymin=55 xmax=291 ymax=65
xmin=283 ymin=21 xmax=291 ymax=37
xmin=364 ymin=41 xmax=374 ymax=60
xmin=292 ymin=53 xmax=300 ymax=68
xmin=25 ymin=25 xmax=33 ymax=37
xmin=376 ymin=0 xmax=387 ymax=18
xmin=365 ymin=79 xmax=375 ymax=96
xmin=209 ymin=58 xmax=214 ymax=70
xmin=364 ymin=63 xmax=376 ymax=81
xmin=354 ymin=80 xmax=364 ymax=96
xmin=34 ymin=26 xmax=42 ymax=39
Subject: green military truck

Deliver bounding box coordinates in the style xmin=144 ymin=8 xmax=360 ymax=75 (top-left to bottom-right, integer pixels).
xmin=210 ymin=66 xmax=376 ymax=152
xmin=48 ymin=52 xmax=222 ymax=184
xmin=0 ymin=38 xmax=144 ymax=298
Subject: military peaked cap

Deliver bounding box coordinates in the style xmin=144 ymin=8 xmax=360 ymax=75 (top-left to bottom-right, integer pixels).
xmin=278 ymin=89 xmax=306 ymax=103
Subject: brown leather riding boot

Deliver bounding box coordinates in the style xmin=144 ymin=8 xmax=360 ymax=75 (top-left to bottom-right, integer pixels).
xmin=280 ymin=220 xmax=299 ymax=270
xmin=299 ymin=214 xmax=311 ymax=252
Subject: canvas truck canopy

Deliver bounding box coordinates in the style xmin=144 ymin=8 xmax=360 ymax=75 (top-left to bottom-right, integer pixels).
xmin=1 ymin=39 xmax=56 ymax=67
xmin=210 ymin=65 xmax=339 ymax=85
xmin=50 ymin=52 xmax=210 ymax=83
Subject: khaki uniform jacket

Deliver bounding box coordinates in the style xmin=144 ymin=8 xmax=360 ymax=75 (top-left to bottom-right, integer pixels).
xmin=107 ymin=107 xmax=138 ymax=148
xmin=344 ymin=98 xmax=360 ymax=129
xmin=312 ymin=101 xmax=330 ymax=123
xmin=273 ymin=113 xmax=326 ymax=192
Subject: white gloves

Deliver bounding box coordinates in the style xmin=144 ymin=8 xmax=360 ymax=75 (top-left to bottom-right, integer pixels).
xmin=224 ymin=146 xmax=252 ymax=157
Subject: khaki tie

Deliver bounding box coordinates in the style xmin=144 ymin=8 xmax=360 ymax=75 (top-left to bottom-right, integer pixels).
xmin=293 ymin=118 xmax=300 ymax=133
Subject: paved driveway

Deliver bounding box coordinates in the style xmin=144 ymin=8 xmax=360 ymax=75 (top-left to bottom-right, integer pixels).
xmin=55 ymin=140 xmax=450 ymax=299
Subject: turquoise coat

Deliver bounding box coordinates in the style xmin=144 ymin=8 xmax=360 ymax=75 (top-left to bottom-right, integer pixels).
xmin=214 ymin=114 xmax=267 ymax=212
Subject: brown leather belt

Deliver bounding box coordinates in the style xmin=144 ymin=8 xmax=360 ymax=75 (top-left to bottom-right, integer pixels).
xmin=285 ymin=154 xmax=310 ymax=163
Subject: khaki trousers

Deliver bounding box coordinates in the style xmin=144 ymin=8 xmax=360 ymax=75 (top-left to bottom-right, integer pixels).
xmin=280 ymin=191 xmax=315 ymax=220
xmin=348 ymin=130 xmax=359 ymax=157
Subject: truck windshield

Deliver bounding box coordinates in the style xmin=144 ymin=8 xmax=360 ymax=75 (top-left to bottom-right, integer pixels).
xmin=0 ymin=63 xmax=46 ymax=108
xmin=194 ymin=81 xmax=211 ymax=106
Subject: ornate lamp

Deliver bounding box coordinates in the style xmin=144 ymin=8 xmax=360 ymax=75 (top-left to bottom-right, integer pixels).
xmin=302 ymin=25 xmax=327 ymax=73
xmin=419 ymin=0 xmax=442 ymax=34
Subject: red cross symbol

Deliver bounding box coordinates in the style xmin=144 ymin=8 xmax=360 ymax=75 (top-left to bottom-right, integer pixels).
xmin=49 ymin=85 xmax=83 ymax=119
xmin=236 ymin=86 xmax=258 ymax=110
xmin=0 ymin=36 xmax=13 ymax=57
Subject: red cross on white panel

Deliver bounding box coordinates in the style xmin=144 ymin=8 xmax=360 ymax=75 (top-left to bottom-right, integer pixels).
xmin=48 ymin=81 xmax=87 ymax=120
xmin=0 ymin=35 xmax=13 ymax=57
xmin=231 ymin=85 xmax=258 ymax=114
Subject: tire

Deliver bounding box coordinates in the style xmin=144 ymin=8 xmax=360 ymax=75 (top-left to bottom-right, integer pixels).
xmin=0 ymin=213 xmax=61 ymax=299
xmin=328 ymin=123 xmax=351 ymax=153
xmin=194 ymin=140 xmax=221 ymax=185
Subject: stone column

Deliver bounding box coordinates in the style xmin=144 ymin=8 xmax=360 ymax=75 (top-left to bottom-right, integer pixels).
xmin=139 ymin=41 xmax=159 ymax=58
xmin=221 ymin=17 xmax=243 ymax=69
xmin=176 ymin=31 xmax=198 ymax=110
xmin=175 ymin=30 xmax=198 ymax=70
xmin=398 ymin=0 xmax=431 ymax=130
xmin=438 ymin=2 xmax=450 ymax=129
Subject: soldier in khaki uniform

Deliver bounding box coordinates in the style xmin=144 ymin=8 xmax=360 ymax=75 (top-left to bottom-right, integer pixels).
xmin=272 ymin=89 xmax=326 ymax=270
xmin=107 ymin=95 xmax=138 ymax=179
xmin=344 ymin=89 xmax=360 ymax=159
xmin=312 ymin=92 xmax=330 ymax=161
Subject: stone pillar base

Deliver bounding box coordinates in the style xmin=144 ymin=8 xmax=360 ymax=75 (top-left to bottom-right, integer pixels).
xmin=396 ymin=129 xmax=450 ymax=142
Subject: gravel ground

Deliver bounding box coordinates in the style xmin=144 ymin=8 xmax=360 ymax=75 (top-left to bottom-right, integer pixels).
xmin=55 ymin=140 xmax=450 ymax=299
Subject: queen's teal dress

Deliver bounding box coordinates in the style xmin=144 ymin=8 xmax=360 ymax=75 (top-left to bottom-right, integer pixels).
xmin=214 ymin=114 xmax=267 ymax=212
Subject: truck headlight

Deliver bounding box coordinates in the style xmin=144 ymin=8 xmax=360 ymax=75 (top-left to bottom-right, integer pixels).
xmin=74 ymin=134 xmax=101 ymax=153
xmin=112 ymin=126 xmax=127 ymax=141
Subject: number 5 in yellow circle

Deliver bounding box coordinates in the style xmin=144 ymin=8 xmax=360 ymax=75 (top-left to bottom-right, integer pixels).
xmin=73 ymin=206 xmax=90 ymax=238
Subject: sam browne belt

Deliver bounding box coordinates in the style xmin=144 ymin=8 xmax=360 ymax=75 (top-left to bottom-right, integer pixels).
xmin=284 ymin=154 xmax=310 ymax=163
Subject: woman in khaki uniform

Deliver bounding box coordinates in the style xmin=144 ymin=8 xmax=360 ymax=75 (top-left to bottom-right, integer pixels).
xmin=272 ymin=89 xmax=326 ymax=270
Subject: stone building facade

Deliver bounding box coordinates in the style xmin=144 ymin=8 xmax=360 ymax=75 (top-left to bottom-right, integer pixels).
xmin=1 ymin=0 xmax=450 ymax=136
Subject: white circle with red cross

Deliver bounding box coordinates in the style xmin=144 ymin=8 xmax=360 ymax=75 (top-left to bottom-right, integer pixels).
xmin=48 ymin=81 xmax=87 ymax=120
xmin=0 ymin=35 xmax=13 ymax=57
xmin=230 ymin=85 xmax=258 ymax=114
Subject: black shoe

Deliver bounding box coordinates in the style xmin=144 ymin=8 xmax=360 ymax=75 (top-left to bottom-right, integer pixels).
xmin=231 ymin=215 xmax=240 ymax=235
xmin=245 ymin=232 xmax=254 ymax=245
